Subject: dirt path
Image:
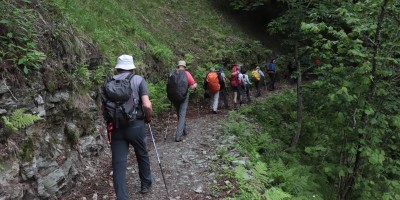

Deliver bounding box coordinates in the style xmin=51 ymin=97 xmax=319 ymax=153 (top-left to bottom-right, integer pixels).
xmin=64 ymin=83 xmax=287 ymax=200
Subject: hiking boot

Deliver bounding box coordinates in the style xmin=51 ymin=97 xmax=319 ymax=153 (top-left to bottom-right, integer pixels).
xmin=140 ymin=184 xmax=152 ymax=194
xmin=175 ymin=137 xmax=182 ymax=142
xmin=212 ymin=111 xmax=217 ymax=114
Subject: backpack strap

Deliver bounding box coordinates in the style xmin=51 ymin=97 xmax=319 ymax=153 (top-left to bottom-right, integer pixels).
xmin=126 ymin=73 xmax=135 ymax=81
xmin=123 ymin=73 xmax=139 ymax=120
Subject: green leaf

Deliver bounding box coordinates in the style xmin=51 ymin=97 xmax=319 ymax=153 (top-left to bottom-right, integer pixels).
xmin=364 ymin=107 xmax=374 ymax=115
xmin=390 ymin=116 xmax=400 ymax=128
xmin=339 ymin=170 xmax=345 ymax=177
xmin=0 ymin=19 xmax=10 ymax=24
xmin=368 ymin=150 xmax=385 ymax=165
xmin=323 ymin=166 xmax=332 ymax=173
xmin=23 ymin=66 xmax=29 ymax=74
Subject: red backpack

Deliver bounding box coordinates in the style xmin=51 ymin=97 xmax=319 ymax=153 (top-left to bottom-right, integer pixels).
xmin=229 ymin=65 xmax=240 ymax=87
xmin=206 ymin=72 xmax=220 ymax=93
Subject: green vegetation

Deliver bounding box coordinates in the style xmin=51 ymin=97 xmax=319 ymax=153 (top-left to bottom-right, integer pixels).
xmin=2 ymin=0 xmax=399 ymax=199
xmin=20 ymin=136 xmax=35 ymax=162
xmin=0 ymin=1 xmax=46 ymax=75
xmin=49 ymin=1 xmax=267 ymax=68
xmin=2 ymin=108 xmax=42 ymax=134
xmin=218 ymin=1 xmax=400 ymax=199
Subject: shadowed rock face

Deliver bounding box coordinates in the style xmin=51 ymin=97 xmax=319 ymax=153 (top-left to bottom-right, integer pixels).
xmin=0 ymin=1 xmax=106 ymax=199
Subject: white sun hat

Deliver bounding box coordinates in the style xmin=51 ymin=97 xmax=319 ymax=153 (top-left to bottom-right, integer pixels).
xmin=177 ymin=60 xmax=186 ymax=67
xmin=115 ymin=55 xmax=136 ymax=70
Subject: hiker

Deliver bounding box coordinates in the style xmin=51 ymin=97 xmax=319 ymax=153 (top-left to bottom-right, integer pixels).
xmin=241 ymin=68 xmax=252 ymax=103
xmin=229 ymin=65 xmax=241 ymax=109
xmin=204 ymin=67 xmax=220 ymax=114
xmin=229 ymin=65 xmax=244 ymax=109
xmin=218 ymin=66 xmax=229 ymax=108
xmin=101 ymin=55 xmax=153 ymax=199
xmin=287 ymin=58 xmax=297 ymax=85
xmin=265 ymin=59 xmax=276 ymax=91
xmin=167 ymin=60 xmax=197 ymax=142
xmin=251 ymin=66 xmax=265 ymax=97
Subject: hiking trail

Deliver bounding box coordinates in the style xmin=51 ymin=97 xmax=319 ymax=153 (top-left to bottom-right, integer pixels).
xmin=64 ymin=83 xmax=286 ymax=200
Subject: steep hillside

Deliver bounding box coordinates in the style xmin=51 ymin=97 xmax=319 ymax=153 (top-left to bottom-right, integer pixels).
xmin=52 ymin=0 xmax=269 ymax=79
xmin=0 ymin=0 xmax=269 ymax=199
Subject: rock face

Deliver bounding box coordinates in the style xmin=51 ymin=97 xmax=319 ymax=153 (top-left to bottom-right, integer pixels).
xmin=0 ymin=6 xmax=106 ymax=198
xmin=0 ymin=79 xmax=108 ymax=199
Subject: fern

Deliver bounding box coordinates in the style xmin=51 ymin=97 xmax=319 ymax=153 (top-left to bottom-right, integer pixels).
xmin=265 ymin=187 xmax=292 ymax=200
xmin=2 ymin=108 xmax=42 ymax=132
xmin=253 ymin=161 xmax=269 ymax=186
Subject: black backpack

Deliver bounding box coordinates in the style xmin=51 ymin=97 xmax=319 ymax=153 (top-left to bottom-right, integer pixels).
xmin=217 ymin=72 xmax=225 ymax=89
xmin=103 ymin=73 xmax=139 ymax=128
xmin=166 ymin=70 xmax=188 ymax=103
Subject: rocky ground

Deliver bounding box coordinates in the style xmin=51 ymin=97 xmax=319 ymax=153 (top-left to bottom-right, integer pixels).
xmin=63 ymin=83 xmax=286 ymax=200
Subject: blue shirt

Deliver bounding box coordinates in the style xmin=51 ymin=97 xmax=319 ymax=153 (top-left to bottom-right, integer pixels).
xmin=265 ymin=63 xmax=276 ymax=73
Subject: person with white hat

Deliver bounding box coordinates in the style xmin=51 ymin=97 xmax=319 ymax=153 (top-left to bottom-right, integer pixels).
xmin=101 ymin=54 xmax=153 ymax=199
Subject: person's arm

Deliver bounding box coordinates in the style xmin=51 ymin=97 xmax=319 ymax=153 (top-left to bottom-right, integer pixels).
xmin=186 ymin=71 xmax=198 ymax=89
xmin=259 ymin=70 xmax=265 ymax=78
xmin=141 ymin=95 xmax=153 ymax=123
xmin=222 ymin=73 xmax=227 ymax=85
xmin=138 ymin=78 xmax=153 ymax=123
xmin=189 ymin=83 xmax=198 ymax=89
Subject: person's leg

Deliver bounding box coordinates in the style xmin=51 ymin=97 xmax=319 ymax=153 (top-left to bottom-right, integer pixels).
xmin=268 ymin=73 xmax=273 ymax=91
xmin=254 ymin=81 xmax=259 ymax=97
xmin=209 ymin=92 xmax=215 ymax=111
xmin=126 ymin=120 xmax=152 ymax=192
xmin=111 ymin=135 xmax=130 ymax=200
xmin=246 ymin=84 xmax=251 ymax=102
xmin=222 ymin=89 xmax=229 ymax=108
xmin=212 ymin=92 xmax=219 ymax=112
xmin=271 ymin=74 xmax=275 ymax=90
xmin=233 ymin=89 xmax=238 ymax=104
xmin=238 ymin=86 xmax=244 ymax=106
xmin=175 ymin=95 xmax=189 ymax=141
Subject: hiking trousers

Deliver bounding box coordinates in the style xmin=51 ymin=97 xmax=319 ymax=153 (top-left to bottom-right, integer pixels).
xmin=219 ymin=88 xmax=229 ymax=108
xmin=210 ymin=91 xmax=219 ymax=112
xmin=254 ymin=81 xmax=261 ymax=97
xmin=173 ymin=94 xmax=189 ymax=140
xmin=268 ymin=73 xmax=275 ymax=90
xmin=111 ymin=120 xmax=152 ymax=200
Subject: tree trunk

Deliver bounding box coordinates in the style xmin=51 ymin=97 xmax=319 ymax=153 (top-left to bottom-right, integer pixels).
xmin=291 ymin=43 xmax=303 ymax=149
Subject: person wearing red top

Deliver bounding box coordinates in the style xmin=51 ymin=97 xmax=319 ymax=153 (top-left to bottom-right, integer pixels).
xmin=174 ymin=60 xmax=197 ymax=142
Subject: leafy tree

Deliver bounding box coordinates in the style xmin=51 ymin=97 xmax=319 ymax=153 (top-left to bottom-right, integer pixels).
xmin=296 ymin=0 xmax=400 ymax=199
xmin=226 ymin=0 xmax=400 ymax=199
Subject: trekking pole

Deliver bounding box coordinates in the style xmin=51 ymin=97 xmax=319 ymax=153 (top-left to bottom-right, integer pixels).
xmin=164 ymin=103 xmax=172 ymax=142
xmin=148 ymin=124 xmax=170 ymax=198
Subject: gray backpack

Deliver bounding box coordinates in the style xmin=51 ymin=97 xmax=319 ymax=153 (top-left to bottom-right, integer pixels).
xmin=103 ymin=73 xmax=139 ymax=128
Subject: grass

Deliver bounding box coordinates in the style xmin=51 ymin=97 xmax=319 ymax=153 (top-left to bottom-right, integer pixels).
xmin=52 ymin=0 xmax=267 ymax=73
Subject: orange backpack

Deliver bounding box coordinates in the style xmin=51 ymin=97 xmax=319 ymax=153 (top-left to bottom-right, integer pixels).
xmin=206 ymin=72 xmax=220 ymax=93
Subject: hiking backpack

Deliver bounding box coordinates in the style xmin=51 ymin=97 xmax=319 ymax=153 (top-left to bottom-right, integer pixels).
xmin=206 ymin=72 xmax=220 ymax=93
xmin=103 ymin=73 xmax=139 ymax=128
xmin=251 ymin=70 xmax=261 ymax=82
xmin=166 ymin=70 xmax=188 ymax=103
xmin=229 ymin=73 xmax=241 ymax=87
xmin=266 ymin=63 xmax=274 ymax=74
xmin=217 ymin=72 xmax=225 ymax=88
